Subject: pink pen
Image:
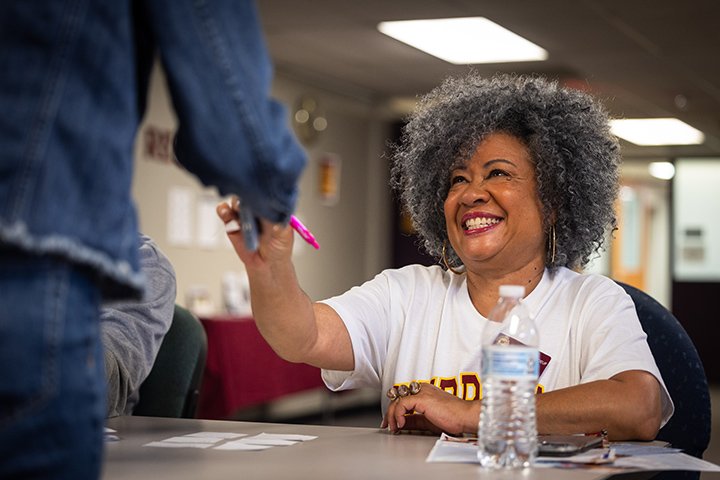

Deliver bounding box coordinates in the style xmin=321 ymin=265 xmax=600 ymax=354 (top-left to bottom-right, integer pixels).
xmin=289 ymin=215 xmax=320 ymax=249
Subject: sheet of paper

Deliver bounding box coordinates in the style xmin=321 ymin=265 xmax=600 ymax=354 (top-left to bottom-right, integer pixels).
xmin=613 ymin=453 xmax=720 ymax=472
xmin=425 ymin=434 xmax=477 ymax=464
xmin=144 ymin=441 xmax=212 ymax=449
xmin=104 ymin=427 xmax=120 ymax=442
xmin=138 ymin=430 xmax=317 ymax=451
xmin=196 ymin=193 xmax=221 ymax=249
xmin=184 ymin=432 xmax=247 ymax=440
xmin=160 ymin=436 xmax=219 ymax=444
xmin=254 ymin=433 xmax=318 ymax=442
xmin=425 ymin=433 xmax=720 ymax=472
xmin=214 ymin=441 xmax=273 ymax=451
xmin=238 ymin=436 xmax=298 ymax=447
xmin=610 ymin=443 xmax=681 ymax=456
xmin=167 ymin=187 xmax=194 ymax=247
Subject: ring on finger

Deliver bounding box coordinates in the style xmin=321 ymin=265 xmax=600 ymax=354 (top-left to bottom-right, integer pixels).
xmin=386 ymin=381 xmax=422 ymax=401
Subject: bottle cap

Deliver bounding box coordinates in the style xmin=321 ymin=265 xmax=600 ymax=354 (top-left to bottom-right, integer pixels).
xmin=499 ymin=285 xmax=525 ymax=298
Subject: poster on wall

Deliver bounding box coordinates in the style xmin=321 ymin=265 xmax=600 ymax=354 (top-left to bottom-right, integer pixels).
xmin=167 ymin=186 xmax=193 ymax=247
xmin=673 ymin=158 xmax=720 ymax=281
xmin=318 ymin=153 xmax=341 ymax=206
xmin=143 ymin=124 xmax=174 ymax=163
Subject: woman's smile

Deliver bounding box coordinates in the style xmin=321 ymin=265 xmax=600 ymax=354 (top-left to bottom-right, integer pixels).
xmin=461 ymin=212 xmax=502 ymax=234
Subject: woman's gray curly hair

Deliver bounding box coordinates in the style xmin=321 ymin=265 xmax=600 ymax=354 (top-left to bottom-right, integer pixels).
xmin=390 ymin=73 xmax=620 ymax=271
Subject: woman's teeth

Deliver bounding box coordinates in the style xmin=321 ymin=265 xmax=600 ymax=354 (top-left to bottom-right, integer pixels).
xmin=464 ymin=217 xmax=500 ymax=230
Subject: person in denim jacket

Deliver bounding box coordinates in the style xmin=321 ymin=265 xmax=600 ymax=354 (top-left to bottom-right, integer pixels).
xmin=0 ymin=1 xmax=305 ymax=478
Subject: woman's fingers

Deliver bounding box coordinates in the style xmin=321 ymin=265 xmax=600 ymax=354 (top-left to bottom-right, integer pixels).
xmin=383 ymin=398 xmax=434 ymax=433
xmin=216 ymin=200 xmax=237 ymax=223
xmin=216 ymin=199 xmax=296 ymax=266
xmin=383 ymin=392 xmax=423 ymax=433
xmin=216 ymin=199 xmax=250 ymax=258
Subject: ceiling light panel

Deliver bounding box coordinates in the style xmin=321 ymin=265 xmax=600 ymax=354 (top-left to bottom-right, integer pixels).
xmin=610 ymin=118 xmax=705 ymax=146
xmin=377 ymin=17 xmax=548 ymax=64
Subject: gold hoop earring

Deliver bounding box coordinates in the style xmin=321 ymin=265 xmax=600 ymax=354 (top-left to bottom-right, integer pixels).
xmin=442 ymin=241 xmax=464 ymax=275
xmin=549 ymin=225 xmax=556 ymax=265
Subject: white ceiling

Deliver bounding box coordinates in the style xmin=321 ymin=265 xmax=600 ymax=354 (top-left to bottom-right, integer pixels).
xmin=258 ymin=0 xmax=720 ymax=158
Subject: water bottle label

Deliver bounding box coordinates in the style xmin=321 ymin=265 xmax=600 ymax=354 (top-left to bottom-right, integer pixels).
xmin=482 ymin=345 xmax=539 ymax=378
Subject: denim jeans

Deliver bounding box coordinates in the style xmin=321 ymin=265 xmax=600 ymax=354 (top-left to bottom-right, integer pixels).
xmin=0 ymin=248 xmax=105 ymax=479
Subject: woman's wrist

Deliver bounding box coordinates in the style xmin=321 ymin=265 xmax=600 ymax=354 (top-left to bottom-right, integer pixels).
xmin=463 ymin=400 xmax=481 ymax=434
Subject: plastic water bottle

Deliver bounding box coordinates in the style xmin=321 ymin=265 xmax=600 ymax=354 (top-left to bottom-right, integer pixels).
xmin=477 ymin=285 xmax=539 ymax=469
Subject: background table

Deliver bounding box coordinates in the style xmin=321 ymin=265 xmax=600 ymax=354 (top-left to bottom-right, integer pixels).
xmin=104 ymin=416 xmax=619 ymax=480
xmin=197 ymin=316 xmax=325 ymax=419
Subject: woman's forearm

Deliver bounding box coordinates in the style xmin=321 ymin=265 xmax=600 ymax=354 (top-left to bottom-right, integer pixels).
xmin=246 ymin=258 xmax=318 ymax=363
xmin=536 ymin=370 xmax=663 ymax=441
xmin=247 ymin=260 xmax=354 ymax=370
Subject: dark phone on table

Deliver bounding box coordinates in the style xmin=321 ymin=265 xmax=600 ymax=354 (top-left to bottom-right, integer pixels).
xmin=538 ymin=434 xmax=603 ymax=457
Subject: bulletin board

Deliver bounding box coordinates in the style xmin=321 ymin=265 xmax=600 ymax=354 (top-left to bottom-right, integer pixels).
xmin=673 ymin=158 xmax=720 ymax=281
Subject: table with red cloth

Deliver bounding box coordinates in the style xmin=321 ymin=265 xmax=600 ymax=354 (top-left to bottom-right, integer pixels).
xmin=196 ymin=315 xmax=325 ymax=420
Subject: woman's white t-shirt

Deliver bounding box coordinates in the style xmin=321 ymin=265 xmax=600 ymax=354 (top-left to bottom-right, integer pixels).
xmin=320 ymin=265 xmax=673 ymax=425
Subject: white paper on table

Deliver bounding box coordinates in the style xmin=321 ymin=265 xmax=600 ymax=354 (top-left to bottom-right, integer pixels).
xmin=144 ymin=441 xmax=212 ymax=449
xmin=104 ymin=427 xmax=120 ymax=443
xmin=238 ymin=436 xmax=298 ymax=446
xmin=613 ymin=453 xmax=720 ymax=472
xmin=160 ymin=436 xmax=219 ymax=444
xmin=255 ymin=433 xmax=318 ymax=442
xmin=184 ymin=432 xmax=247 ymax=440
xmin=611 ymin=443 xmax=681 ymax=456
xmin=425 ymin=434 xmax=477 ymax=463
xmin=426 ymin=434 xmax=720 ymax=472
xmin=214 ymin=441 xmax=273 ymax=451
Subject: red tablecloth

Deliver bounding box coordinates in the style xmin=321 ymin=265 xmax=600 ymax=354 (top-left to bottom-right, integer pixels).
xmin=196 ymin=316 xmax=325 ymax=420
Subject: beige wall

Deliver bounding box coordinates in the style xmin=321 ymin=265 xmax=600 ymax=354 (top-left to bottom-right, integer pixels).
xmin=132 ymin=63 xmax=394 ymax=312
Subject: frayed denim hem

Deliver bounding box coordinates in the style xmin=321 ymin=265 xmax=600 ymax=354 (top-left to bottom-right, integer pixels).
xmin=0 ymin=221 xmax=144 ymax=298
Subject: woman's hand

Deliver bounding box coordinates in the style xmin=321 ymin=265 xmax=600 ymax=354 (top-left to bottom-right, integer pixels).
xmin=215 ymin=196 xmax=294 ymax=271
xmin=381 ymin=383 xmax=479 ymax=436
xmin=215 ymin=196 xmax=355 ymax=371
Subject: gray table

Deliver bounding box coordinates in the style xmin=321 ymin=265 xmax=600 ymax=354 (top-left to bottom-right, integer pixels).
xmin=102 ymin=416 xmax=634 ymax=480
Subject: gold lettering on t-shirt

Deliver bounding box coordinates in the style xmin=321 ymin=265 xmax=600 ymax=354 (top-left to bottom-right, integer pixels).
xmin=394 ymin=374 xmax=541 ymax=401
xmin=460 ymin=372 xmax=480 ymax=400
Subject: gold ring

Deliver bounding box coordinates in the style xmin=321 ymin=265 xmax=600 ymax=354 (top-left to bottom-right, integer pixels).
xmin=386 ymin=387 xmax=399 ymax=401
xmin=386 ymin=382 xmax=422 ymax=401
xmin=409 ymin=381 xmax=421 ymax=395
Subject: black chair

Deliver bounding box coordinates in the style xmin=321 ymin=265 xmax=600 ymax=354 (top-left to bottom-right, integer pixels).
xmin=617 ymin=281 xmax=711 ymax=460
xmin=133 ymin=304 xmax=208 ymax=418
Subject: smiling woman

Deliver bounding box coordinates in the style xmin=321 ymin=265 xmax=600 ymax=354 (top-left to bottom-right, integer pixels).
xmin=216 ymin=73 xmax=674 ymax=444
xmin=391 ymin=74 xmax=619 ymax=275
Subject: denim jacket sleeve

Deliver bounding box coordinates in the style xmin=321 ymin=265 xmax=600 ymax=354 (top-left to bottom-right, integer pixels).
xmin=141 ymin=0 xmax=307 ymax=224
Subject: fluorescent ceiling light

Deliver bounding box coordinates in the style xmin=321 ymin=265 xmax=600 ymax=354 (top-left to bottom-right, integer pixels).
xmin=377 ymin=17 xmax=548 ymax=64
xmin=648 ymin=162 xmax=675 ymax=180
xmin=610 ymin=118 xmax=705 ymax=146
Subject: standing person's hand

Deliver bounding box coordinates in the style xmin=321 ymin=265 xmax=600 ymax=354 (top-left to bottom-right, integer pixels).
xmin=216 ymin=196 xmax=294 ymax=271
